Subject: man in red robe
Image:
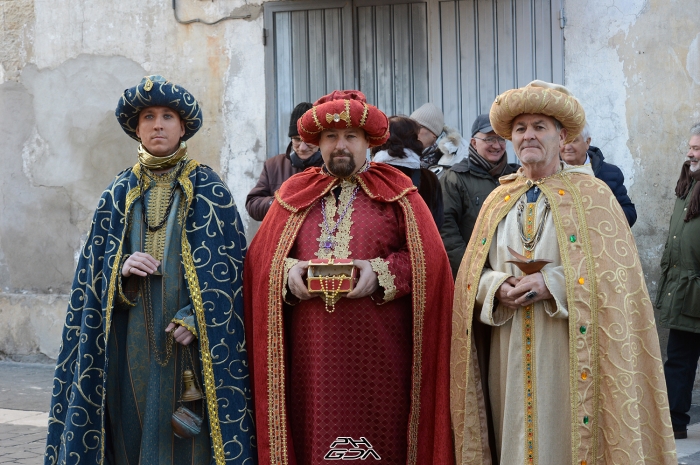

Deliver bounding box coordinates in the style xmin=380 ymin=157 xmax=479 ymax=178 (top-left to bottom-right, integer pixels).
xmin=244 ymin=90 xmax=455 ymax=465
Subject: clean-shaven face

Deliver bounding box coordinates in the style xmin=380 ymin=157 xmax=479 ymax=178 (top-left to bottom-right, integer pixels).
xmin=135 ymin=106 xmax=185 ymax=157
xmin=560 ymin=134 xmax=591 ymax=166
xmin=318 ymin=127 xmax=370 ymax=177
xmin=511 ymin=114 xmax=566 ymax=169
xmin=688 ymin=134 xmax=700 ymax=172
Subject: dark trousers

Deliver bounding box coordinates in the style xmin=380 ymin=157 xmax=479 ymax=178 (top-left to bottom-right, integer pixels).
xmin=664 ymin=328 xmax=700 ymax=430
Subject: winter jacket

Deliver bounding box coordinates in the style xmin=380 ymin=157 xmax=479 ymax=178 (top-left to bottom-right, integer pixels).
xmin=656 ymin=179 xmax=700 ymax=333
xmin=439 ymin=157 xmax=519 ymax=278
xmin=588 ymin=146 xmax=637 ymax=226
xmin=393 ymin=166 xmax=444 ymax=229
xmin=373 ymin=148 xmax=444 ymax=229
xmin=245 ymin=149 xmax=323 ymax=221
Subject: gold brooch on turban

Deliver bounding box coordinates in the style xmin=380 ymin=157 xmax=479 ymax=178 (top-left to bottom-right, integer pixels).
xmin=489 ymin=80 xmax=585 ymax=144
xmin=297 ymin=90 xmax=390 ymax=147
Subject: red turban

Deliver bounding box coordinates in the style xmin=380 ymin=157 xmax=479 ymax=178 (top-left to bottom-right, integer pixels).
xmin=297 ymin=90 xmax=390 ymax=147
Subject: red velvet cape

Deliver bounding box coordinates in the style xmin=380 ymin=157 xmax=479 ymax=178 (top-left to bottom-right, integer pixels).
xmin=244 ymin=162 xmax=454 ymax=465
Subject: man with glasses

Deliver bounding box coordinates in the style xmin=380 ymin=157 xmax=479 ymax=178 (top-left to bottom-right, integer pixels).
xmin=440 ymin=113 xmax=519 ymax=277
xmin=246 ymin=102 xmax=324 ymax=221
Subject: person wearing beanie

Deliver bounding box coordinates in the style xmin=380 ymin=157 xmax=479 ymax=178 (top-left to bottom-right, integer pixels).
xmin=45 ymin=76 xmax=255 ymax=465
xmin=245 ymin=90 xmax=455 ymax=465
xmin=440 ymin=113 xmax=519 ymax=278
xmin=451 ymin=80 xmax=675 ymax=464
xmin=245 ymin=101 xmax=324 ymax=221
xmin=409 ymin=102 xmax=470 ymax=178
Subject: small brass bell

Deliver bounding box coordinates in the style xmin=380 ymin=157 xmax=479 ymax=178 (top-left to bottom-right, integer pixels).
xmin=180 ymin=369 xmax=203 ymax=402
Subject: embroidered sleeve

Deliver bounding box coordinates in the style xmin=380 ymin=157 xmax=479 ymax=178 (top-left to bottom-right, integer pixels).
xmin=117 ymin=254 xmax=138 ymax=307
xmin=171 ymin=303 xmax=198 ymax=337
xmin=369 ymin=258 xmax=397 ymax=303
xmin=283 ymin=258 xmax=301 ymax=305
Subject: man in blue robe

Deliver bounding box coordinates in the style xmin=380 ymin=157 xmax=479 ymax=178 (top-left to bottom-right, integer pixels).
xmin=45 ymin=75 xmax=255 ymax=465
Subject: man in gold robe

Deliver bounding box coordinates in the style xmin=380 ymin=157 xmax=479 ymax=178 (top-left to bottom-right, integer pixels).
xmin=450 ymin=81 xmax=676 ymax=464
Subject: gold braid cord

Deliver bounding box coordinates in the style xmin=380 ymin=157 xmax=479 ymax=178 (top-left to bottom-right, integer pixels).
xmin=266 ymin=209 xmax=312 ymax=464
xmin=398 ymin=197 xmax=426 ymax=465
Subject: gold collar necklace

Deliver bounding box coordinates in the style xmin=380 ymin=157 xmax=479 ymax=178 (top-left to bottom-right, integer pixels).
xmin=138 ymin=141 xmax=188 ymax=170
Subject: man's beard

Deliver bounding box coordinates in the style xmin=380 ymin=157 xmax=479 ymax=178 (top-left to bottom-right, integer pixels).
xmin=326 ymin=149 xmax=357 ymax=177
xmin=690 ymin=158 xmax=699 ymax=172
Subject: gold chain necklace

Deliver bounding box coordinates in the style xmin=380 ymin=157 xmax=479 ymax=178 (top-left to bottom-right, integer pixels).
xmin=141 ymin=275 xmax=174 ymax=367
xmin=517 ymin=196 xmax=550 ymax=252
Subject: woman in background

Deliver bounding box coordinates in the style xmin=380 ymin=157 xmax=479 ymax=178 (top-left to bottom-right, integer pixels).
xmin=372 ymin=115 xmax=444 ymax=228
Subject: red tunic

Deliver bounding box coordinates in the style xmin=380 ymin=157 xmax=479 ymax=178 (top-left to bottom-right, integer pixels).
xmin=244 ymin=163 xmax=455 ymax=465
xmin=288 ymin=187 xmax=413 ymax=464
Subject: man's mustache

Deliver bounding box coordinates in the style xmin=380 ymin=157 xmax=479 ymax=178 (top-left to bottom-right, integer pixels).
xmin=330 ymin=149 xmax=353 ymax=158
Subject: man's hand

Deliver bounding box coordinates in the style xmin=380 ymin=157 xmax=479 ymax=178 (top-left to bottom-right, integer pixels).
xmin=288 ymin=261 xmax=313 ymax=300
xmin=122 ymin=252 xmax=160 ymax=277
xmin=165 ymin=323 xmax=195 ymax=346
xmin=346 ymin=260 xmax=379 ymax=299
xmin=507 ymin=272 xmax=552 ymax=307
xmin=495 ymin=276 xmax=523 ymax=310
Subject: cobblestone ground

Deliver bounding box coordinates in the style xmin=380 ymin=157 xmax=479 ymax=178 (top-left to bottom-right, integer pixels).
xmin=2 ymin=360 xmax=700 ymax=464
xmin=0 ymin=361 xmax=53 ymax=464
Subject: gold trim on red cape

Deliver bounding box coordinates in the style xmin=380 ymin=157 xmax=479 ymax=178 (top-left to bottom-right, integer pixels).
xmin=245 ymin=162 xmax=455 ymax=465
xmin=450 ymin=168 xmax=676 ymax=464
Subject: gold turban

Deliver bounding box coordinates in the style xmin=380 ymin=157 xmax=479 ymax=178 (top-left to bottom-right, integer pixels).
xmin=489 ymin=80 xmax=585 ymax=144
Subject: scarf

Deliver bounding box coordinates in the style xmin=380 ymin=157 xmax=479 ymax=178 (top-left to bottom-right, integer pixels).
xmin=372 ymin=148 xmax=422 ymax=169
xmin=468 ymin=144 xmax=508 ymax=178
xmin=138 ymin=141 xmax=188 ymax=170
xmin=421 ymin=143 xmax=442 ymax=169
xmin=674 ymin=160 xmax=700 ymax=222
xmin=289 ymin=150 xmax=323 ymax=169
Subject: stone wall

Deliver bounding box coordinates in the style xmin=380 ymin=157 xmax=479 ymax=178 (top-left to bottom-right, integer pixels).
xmin=1 ymin=0 xmax=699 ymax=360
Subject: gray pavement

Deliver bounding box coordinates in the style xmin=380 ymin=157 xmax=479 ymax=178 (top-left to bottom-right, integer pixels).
xmin=1 ymin=360 xmax=700 ymax=463
xmin=0 ymin=362 xmax=53 ymax=464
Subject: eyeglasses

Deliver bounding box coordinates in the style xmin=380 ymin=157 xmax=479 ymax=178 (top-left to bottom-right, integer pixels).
xmin=473 ymin=136 xmax=506 ymax=145
xmin=291 ymin=137 xmax=318 ymax=149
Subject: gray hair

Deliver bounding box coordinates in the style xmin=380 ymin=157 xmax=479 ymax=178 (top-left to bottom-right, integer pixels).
xmin=579 ymin=123 xmax=591 ymax=141
xmin=691 ymin=122 xmax=700 ymax=136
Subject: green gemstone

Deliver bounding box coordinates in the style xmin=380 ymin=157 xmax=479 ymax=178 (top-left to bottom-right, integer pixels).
xmin=580 ymin=325 xmax=587 ymax=334
xmin=481 ymin=238 xmax=487 ymax=245
xmin=570 ymin=235 xmax=577 ymax=243
xmin=583 ymin=416 xmax=589 ymax=425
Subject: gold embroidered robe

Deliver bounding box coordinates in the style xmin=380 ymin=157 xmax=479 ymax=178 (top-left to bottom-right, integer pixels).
xmin=451 ymin=163 xmax=676 ymax=465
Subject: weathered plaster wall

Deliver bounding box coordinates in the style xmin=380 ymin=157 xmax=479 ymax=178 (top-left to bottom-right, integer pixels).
xmin=3 ymin=0 xmax=697 ymax=361
xmin=565 ymin=0 xmax=700 ymax=353
xmin=0 ymin=0 xmax=267 ymax=360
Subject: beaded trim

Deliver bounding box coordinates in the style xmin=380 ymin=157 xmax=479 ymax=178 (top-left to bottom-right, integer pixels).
xmin=266 ymin=209 xmax=312 ymax=464
xmin=398 ymin=196 xmax=426 ymax=465
xmin=369 ymin=257 xmax=397 ymax=303
xmin=359 ymin=103 xmax=369 ymax=127
xmin=274 ymin=190 xmax=299 ymax=213
xmin=312 ymin=107 xmax=324 ymax=131
xmin=522 ymin=203 xmax=538 ymax=465
xmin=282 ymin=258 xmax=300 ymax=304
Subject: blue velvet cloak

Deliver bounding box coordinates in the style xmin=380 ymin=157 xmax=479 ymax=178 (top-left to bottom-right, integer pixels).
xmin=45 ymin=160 xmax=255 ymax=465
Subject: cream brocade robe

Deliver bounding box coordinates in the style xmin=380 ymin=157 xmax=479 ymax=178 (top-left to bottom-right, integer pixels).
xmin=477 ymin=185 xmax=570 ymax=465
xmin=451 ymin=163 xmax=676 ymax=465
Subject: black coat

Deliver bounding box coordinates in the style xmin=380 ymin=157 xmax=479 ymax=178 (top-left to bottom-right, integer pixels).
xmin=588 ymin=146 xmax=637 ymax=226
